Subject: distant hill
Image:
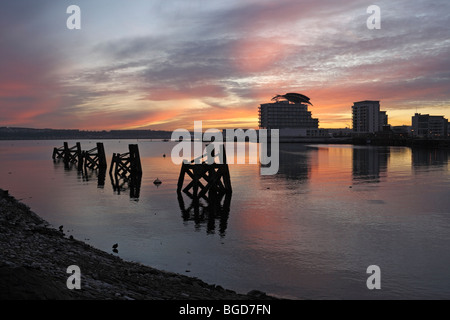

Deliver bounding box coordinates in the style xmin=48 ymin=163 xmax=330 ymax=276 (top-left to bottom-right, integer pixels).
xmin=0 ymin=127 xmax=173 ymax=140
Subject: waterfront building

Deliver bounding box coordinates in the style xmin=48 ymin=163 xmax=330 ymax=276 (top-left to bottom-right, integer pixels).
xmin=411 ymin=113 xmax=448 ymax=138
xmin=352 ymin=101 xmax=388 ymax=134
xmin=259 ymin=93 xmax=319 ymax=130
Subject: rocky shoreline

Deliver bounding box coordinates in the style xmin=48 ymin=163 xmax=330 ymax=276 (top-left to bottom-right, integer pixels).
xmin=0 ymin=189 xmax=277 ymax=300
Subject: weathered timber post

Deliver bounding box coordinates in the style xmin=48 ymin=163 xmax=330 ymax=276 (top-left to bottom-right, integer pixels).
xmin=97 ymin=143 xmax=107 ymax=170
xmin=109 ymin=144 xmax=142 ymax=199
xmin=63 ymin=142 xmax=70 ymax=163
xmin=128 ymin=144 xmax=142 ymax=175
xmin=109 ymin=153 xmax=117 ymax=176
xmin=76 ymin=142 xmax=83 ymax=171
xmin=84 ymin=143 xmax=107 ymax=171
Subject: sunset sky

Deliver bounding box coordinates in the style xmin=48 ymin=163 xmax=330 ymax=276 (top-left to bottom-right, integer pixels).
xmin=1 ymin=0 xmax=449 ymax=131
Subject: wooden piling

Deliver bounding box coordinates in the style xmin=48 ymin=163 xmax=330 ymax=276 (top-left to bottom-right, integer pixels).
xmin=52 ymin=142 xmax=83 ymax=167
xmin=129 ymin=144 xmax=142 ymax=175
xmin=177 ymin=143 xmax=232 ymax=202
xmin=63 ymin=142 xmax=70 ymax=163
xmin=97 ymin=143 xmax=107 ymax=169
xmin=110 ymin=144 xmax=142 ymax=178
xmin=84 ymin=142 xmax=107 ymax=171
xmin=109 ymin=144 xmax=143 ymax=199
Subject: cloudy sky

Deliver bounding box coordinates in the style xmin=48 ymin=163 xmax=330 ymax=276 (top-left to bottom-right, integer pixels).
xmin=1 ymin=0 xmax=449 ymax=130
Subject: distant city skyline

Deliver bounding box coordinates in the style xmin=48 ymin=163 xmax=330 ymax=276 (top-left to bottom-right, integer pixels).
xmin=1 ymin=1 xmax=450 ymax=131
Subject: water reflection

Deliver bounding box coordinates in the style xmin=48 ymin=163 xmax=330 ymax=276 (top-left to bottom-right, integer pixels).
xmin=352 ymin=147 xmax=390 ymax=183
xmin=109 ymin=171 xmax=142 ymax=200
xmin=265 ymin=143 xmax=312 ymax=181
xmin=412 ymin=148 xmax=449 ymax=168
xmin=177 ymin=191 xmax=231 ymax=237
xmin=81 ymin=167 xmax=107 ymax=188
xmin=53 ymin=157 xmax=78 ymax=172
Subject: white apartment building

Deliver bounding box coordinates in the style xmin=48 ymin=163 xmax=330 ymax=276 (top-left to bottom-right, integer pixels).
xmin=352 ymin=101 xmax=388 ymax=134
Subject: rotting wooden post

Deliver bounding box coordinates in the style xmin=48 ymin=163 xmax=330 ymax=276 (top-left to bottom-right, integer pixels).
xmin=63 ymin=142 xmax=70 ymax=163
xmin=76 ymin=142 xmax=82 ymax=157
xmin=76 ymin=142 xmax=83 ymax=170
xmin=220 ymin=144 xmax=232 ymax=193
xmin=97 ymin=143 xmax=107 ymax=169
xmin=109 ymin=153 xmax=117 ymax=175
xmin=129 ymin=144 xmax=142 ymax=175
xmin=97 ymin=167 xmax=106 ymax=188
xmin=177 ymin=163 xmax=187 ymax=192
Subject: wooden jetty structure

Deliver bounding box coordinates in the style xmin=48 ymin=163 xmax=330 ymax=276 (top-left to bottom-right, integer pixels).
xmin=109 ymin=144 xmax=142 ymax=178
xmin=176 ymin=143 xmax=232 ymax=235
xmin=176 ymin=144 xmax=232 ymax=201
xmin=53 ymin=142 xmax=107 ymax=172
xmin=109 ymin=144 xmax=142 ymax=199
xmin=52 ymin=142 xmax=83 ymax=169
xmin=81 ymin=142 xmax=107 ymax=187
xmin=83 ymin=143 xmax=107 ymax=171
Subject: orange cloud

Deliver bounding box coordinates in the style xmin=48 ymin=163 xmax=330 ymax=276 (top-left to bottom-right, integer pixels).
xmin=231 ymin=37 xmax=292 ymax=73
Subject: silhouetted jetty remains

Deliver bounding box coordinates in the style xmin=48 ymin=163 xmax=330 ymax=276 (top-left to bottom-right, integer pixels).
xmin=177 ymin=144 xmax=232 ymax=201
xmin=81 ymin=143 xmax=107 ymax=187
xmin=52 ymin=142 xmax=143 ymax=197
xmin=176 ymin=144 xmax=232 ymax=236
xmin=52 ymin=142 xmax=83 ymax=169
xmin=109 ymin=144 xmax=142 ymax=198
xmin=83 ymin=143 xmax=107 ymax=171
xmin=110 ymin=144 xmax=142 ymax=178
xmin=52 ymin=142 xmax=107 ymax=173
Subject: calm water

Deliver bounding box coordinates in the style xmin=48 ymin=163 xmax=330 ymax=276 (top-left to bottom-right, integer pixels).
xmin=1 ymin=140 xmax=450 ymax=299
